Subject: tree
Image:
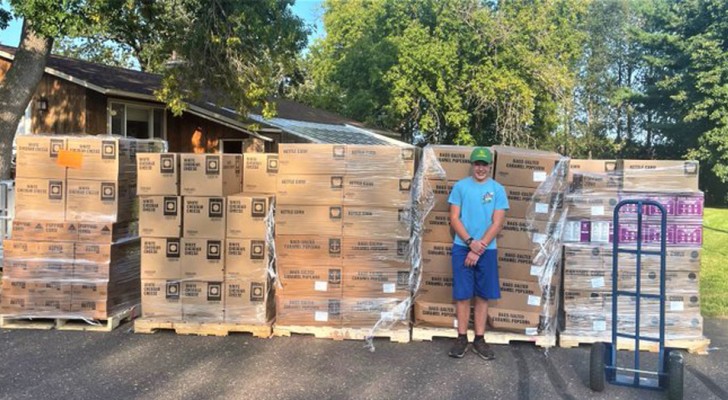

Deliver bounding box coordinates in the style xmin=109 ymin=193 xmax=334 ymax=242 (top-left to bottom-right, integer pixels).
xmin=0 ymin=0 xmax=308 ymax=179
xmin=296 ymin=0 xmax=586 ymax=147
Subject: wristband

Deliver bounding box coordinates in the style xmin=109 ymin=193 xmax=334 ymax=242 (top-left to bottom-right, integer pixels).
xmin=465 ymin=237 xmax=474 ymax=245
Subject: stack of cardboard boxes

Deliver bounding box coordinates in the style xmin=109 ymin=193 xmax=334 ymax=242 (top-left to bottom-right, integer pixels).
xmin=414 ymin=146 xmax=473 ymax=329
xmin=562 ymin=160 xmax=704 ymax=340
xmin=489 ymin=146 xmax=567 ymax=335
xmin=413 ymin=145 xmax=568 ymax=338
xmin=2 ymin=135 xmax=151 ymax=321
xmin=274 ymin=144 xmax=415 ymax=330
xmin=138 ymin=152 xmax=275 ymax=325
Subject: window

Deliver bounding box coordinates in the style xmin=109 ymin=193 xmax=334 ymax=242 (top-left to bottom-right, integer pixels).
xmin=219 ymin=139 xmax=244 ymax=154
xmin=108 ymin=100 xmax=166 ymax=139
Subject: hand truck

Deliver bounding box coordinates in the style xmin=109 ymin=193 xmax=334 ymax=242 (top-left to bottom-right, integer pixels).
xmin=589 ymin=199 xmax=684 ymax=400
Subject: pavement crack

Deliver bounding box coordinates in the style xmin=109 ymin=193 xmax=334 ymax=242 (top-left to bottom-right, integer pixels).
xmin=510 ymin=345 xmax=530 ymax=400
xmin=537 ymin=348 xmax=578 ymax=400
xmin=686 ymin=364 xmax=728 ymax=399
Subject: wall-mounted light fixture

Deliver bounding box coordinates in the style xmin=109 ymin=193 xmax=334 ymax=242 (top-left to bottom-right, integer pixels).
xmin=36 ymin=97 xmax=48 ymax=112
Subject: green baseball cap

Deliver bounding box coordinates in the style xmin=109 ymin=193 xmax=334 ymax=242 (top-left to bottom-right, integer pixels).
xmin=470 ymin=147 xmax=493 ymax=164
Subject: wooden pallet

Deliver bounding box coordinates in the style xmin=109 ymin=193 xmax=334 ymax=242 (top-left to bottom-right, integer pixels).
xmin=272 ymin=324 xmax=411 ymax=343
xmin=411 ymin=325 xmax=556 ymax=348
xmin=558 ymin=332 xmax=710 ymax=355
xmin=0 ymin=307 xmax=138 ymax=332
xmin=133 ymin=318 xmax=272 ymax=338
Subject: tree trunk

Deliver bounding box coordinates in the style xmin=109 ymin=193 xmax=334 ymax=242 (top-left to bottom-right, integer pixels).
xmin=0 ymin=19 xmax=53 ymax=180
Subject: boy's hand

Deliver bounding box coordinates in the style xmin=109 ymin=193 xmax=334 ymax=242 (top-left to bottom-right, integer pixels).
xmin=465 ymin=251 xmax=480 ymax=267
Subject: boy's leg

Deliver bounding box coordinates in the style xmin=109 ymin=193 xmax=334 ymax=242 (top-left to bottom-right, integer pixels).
xmin=473 ymin=296 xmax=488 ymax=336
xmin=449 ymin=244 xmax=473 ymax=358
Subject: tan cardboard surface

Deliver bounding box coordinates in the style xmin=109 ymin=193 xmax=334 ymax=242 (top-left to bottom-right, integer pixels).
xmin=66 ymin=179 xmax=137 ymax=223
xmin=181 ymin=281 xmax=224 ymax=322
xmin=183 ymin=196 xmax=226 ymax=238
xmin=414 ymin=300 xmax=456 ymax=328
xmin=139 ymin=196 xmax=182 ymax=238
xmin=422 ymin=211 xmax=453 ymax=243
xmin=224 ymin=238 xmax=268 ymax=280
xmin=341 ymin=266 xmax=410 ymax=297
xmin=14 ymin=178 xmax=66 ymax=221
xmin=180 ymin=154 xmax=242 ymax=196
xmin=493 ymin=146 xmax=564 ymax=188
xmin=343 ymin=175 xmax=412 ymax=207
xmin=342 ymin=206 xmax=410 ymax=239
xmin=141 ymin=237 xmax=182 ymax=280
xmin=15 ymin=135 xmax=67 ymax=179
xmin=276 ymin=174 xmax=343 ymax=206
xmin=180 ymin=238 xmax=225 ymax=281
xmin=420 ymin=241 xmax=453 ymax=275
xmin=243 ymin=153 xmax=278 ymax=194
xmin=226 ymin=195 xmax=272 ymax=238
xmin=275 ymin=294 xmax=343 ymax=326
xmin=136 ymin=153 xmax=179 ymax=196
xmin=275 ymin=235 xmax=343 ymax=263
xmin=65 ymin=137 xmax=135 ymax=180
xmin=345 ymin=145 xmax=415 ymax=176
xmin=276 ymin=205 xmax=343 ymax=236
xmin=425 ymin=146 xmax=475 ymax=180
xmin=141 ymin=279 xmax=182 ymax=319
xmin=277 ymin=264 xmax=343 ymax=296
xmin=11 ymin=220 xmax=78 ymax=242
xmin=224 ymin=278 xmax=271 ymax=324
xmin=278 ymin=144 xmax=347 ymax=175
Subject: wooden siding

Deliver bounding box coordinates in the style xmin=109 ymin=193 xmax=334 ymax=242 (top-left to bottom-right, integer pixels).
xmin=85 ymin=89 xmax=108 ymax=134
xmin=31 ymin=74 xmax=86 ymax=134
xmin=166 ymin=112 xmax=258 ymax=153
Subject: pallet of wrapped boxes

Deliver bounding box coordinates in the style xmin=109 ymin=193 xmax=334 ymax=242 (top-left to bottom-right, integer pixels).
xmin=271 ymin=144 xmax=414 ymax=343
xmin=1 ymin=135 xmax=162 ymax=331
xmin=559 ymin=159 xmax=709 ymax=354
xmin=133 ymin=152 xmax=274 ymax=338
xmin=411 ymin=145 xmax=568 ymax=348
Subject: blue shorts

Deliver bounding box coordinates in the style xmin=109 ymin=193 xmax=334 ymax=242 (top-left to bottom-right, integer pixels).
xmin=451 ymin=245 xmax=501 ymax=301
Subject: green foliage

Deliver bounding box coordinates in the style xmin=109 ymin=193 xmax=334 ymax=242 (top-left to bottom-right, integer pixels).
xmin=0 ymin=8 xmax=10 ymax=30
xmin=8 ymin=0 xmax=308 ymax=119
xmin=700 ymin=208 xmax=728 ymax=317
xmin=297 ymin=0 xmax=587 ymax=146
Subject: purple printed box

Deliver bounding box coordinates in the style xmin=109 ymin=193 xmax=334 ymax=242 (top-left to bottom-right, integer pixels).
xmin=675 ymin=193 xmax=704 ymax=217
xmin=673 ymin=222 xmax=703 ymax=246
xmin=618 ymin=193 xmax=676 ymax=216
xmin=618 ymin=222 xmax=675 ymax=245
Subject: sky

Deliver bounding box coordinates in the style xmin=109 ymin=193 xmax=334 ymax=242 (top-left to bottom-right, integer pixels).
xmin=0 ymin=0 xmax=324 ymax=48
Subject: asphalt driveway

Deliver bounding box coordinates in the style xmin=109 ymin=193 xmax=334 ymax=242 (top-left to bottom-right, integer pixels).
xmin=0 ymin=319 xmax=726 ymax=400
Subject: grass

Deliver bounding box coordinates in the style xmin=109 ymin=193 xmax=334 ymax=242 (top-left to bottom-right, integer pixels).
xmin=701 ymin=207 xmax=728 ymax=317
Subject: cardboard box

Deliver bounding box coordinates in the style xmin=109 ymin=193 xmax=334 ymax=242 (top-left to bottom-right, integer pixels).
xmin=563 ymin=267 xmax=613 ymax=291
xmin=342 ymin=207 xmax=410 ymax=239
xmin=487 ymin=307 xmax=541 ymax=334
xmin=225 ymin=238 xmax=268 ymax=280
xmin=65 ymin=136 xmax=136 ymax=180
xmin=563 ymin=290 xmax=612 ymax=312
xmin=227 ymin=194 xmax=272 ymax=238
xmin=676 ymin=192 xmax=704 ymax=217
xmin=224 ymin=278 xmax=271 ymax=324
xmin=183 ymin=196 xmax=226 ymax=238
xmin=74 ymin=239 xmax=140 ymax=265
xmin=140 ymin=196 xmax=182 ymax=237
xmin=141 ymin=237 xmax=182 ymax=280
xmin=141 ymin=279 xmax=182 ymax=319
xmin=425 ymin=179 xmax=456 ymax=212
xmin=180 ymin=153 xmax=242 ymax=196
xmin=15 ymin=135 xmax=67 ymax=179
xmin=275 ymin=294 xmax=343 ymax=326
xmin=278 ymin=144 xmax=347 ymax=175
xmin=416 ymin=272 xmax=453 ymax=303
xmin=181 ymin=238 xmax=225 ymax=280
xmin=14 ymin=178 xmax=66 ymax=221
xmin=275 ymin=235 xmax=343 ymax=263
xmin=620 ymin=160 xmax=699 ymax=192
xmin=568 ymin=159 xmax=621 ymax=191
xmin=424 ymin=146 xmax=475 ymax=180
xmin=341 ymin=296 xmax=409 ymax=327
xmin=345 ymin=145 xmax=416 ymax=176
xmin=617 ymin=246 xmax=701 ymax=271
xmin=618 ymin=192 xmax=676 ymax=216
xmin=422 ymin=211 xmax=452 ymax=243
xmin=3 ymin=240 xmax=75 ymax=261
xmin=493 ymin=146 xmax=565 ymax=188
xmin=276 ymin=174 xmax=343 ymax=206
xmin=619 ymin=270 xmax=699 ymax=293
xmin=76 ymin=221 xmax=138 ymax=243
xmin=2 ymin=260 xmax=73 ymax=279
xmin=563 ymin=219 xmax=613 ymax=243
xmin=342 ymin=238 xmax=409 ymax=268
xmin=66 ymin=179 xmax=137 ymax=222
xmin=275 ymin=205 xmax=342 ymax=236
xmin=565 ymin=192 xmax=619 ymax=219
xmin=420 ymin=241 xmax=452 ymax=275
xmin=136 ymin=153 xmax=179 ymax=195
xmin=498 ymin=247 xmax=555 ymax=282
xmin=342 ymin=266 xmax=410 ymax=297
xmin=243 ymin=153 xmax=278 ymax=193
xmin=181 ymin=281 xmax=224 ymax=322
xmin=497 ymin=218 xmax=555 ymax=251
xmin=414 ymin=300 xmax=456 ymax=328
xmin=489 ymin=278 xmax=557 ymax=313
xmin=343 ymin=175 xmax=412 ymax=207
xmin=277 ymin=264 xmax=343 ymax=296
xmin=11 ymin=220 xmax=78 ymax=242
xmin=505 ymin=186 xmax=563 ymax=220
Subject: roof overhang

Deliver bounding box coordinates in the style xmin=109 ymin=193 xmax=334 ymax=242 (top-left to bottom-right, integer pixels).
xmin=0 ymin=49 xmax=272 ymax=142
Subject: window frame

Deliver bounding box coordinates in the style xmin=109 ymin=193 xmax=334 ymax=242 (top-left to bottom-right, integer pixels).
xmin=106 ymin=99 xmax=167 ymax=140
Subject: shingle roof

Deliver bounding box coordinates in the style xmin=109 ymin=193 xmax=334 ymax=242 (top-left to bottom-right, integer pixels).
xmin=0 ymin=44 xmax=406 ymax=145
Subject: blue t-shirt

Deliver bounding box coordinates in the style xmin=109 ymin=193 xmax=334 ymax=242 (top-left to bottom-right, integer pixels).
xmin=448 ymin=177 xmax=509 ymax=249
